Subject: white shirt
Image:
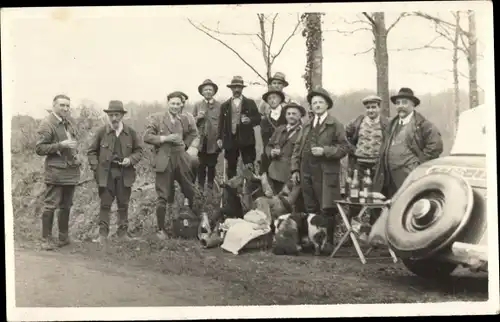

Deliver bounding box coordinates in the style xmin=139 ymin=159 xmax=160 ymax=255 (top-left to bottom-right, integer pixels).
xmin=205 ymin=99 xmax=215 ymax=105
xmin=52 ymin=112 xmax=72 ymax=140
xmin=269 ymin=105 xmax=282 ymax=121
xmin=398 ymin=111 xmax=414 ymax=126
xmin=232 ymin=96 xmax=242 ymax=106
xmin=313 ymin=112 xmax=328 ymax=128
xmin=109 ymin=121 xmax=124 ymax=137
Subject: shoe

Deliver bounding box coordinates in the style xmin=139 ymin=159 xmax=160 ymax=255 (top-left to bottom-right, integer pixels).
xmin=40 ymin=238 xmax=56 ymax=251
xmin=117 ymin=232 xmax=138 ymax=242
xmin=156 ymin=230 xmax=168 ymax=240
xmin=57 ymin=238 xmax=71 ymax=248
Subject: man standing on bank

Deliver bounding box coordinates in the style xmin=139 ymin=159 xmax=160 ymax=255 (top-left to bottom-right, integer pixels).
xmin=374 ymin=87 xmax=443 ymax=199
xmin=87 ymin=101 xmax=143 ymax=244
xmin=35 ymin=94 xmax=81 ymax=250
xmin=217 ymin=76 xmax=261 ymax=179
xmin=144 ymin=91 xmax=200 ymax=240
xmin=345 ymin=95 xmax=389 ymax=178
xmin=290 ymin=88 xmax=350 ymax=245
xmin=193 ymin=79 xmax=222 ymax=192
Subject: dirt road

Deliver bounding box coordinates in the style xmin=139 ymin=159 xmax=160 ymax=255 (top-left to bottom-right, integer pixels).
xmin=14 ymin=238 xmax=488 ymax=307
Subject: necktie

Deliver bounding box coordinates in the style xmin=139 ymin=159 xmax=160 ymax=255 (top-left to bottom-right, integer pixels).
xmin=314 ymin=117 xmax=319 ymax=128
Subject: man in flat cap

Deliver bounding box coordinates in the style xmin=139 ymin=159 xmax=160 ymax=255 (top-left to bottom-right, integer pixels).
xmin=374 ymin=87 xmax=443 ymax=200
xmin=193 ymin=79 xmax=222 ymax=193
xmin=291 ymin=88 xmax=350 ymax=246
xmin=345 ymin=94 xmax=389 ymax=179
xmin=144 ymin=91 xmax=201 ymax=240
xmin=217 ymin=76 xmax=261 ymax=179
xmin=87 ymin=100 xmax=143 ymax=244
xmin=35 ymin=94 xmax=81 ymax=250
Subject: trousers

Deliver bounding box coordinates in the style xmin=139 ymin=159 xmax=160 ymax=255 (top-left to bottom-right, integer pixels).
xmin=41 ymin=184 xmax=75 ymax=241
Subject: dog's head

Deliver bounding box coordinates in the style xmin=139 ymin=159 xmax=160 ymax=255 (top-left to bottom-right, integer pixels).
xmin=272 ymin=215 xmax=301 ymax=256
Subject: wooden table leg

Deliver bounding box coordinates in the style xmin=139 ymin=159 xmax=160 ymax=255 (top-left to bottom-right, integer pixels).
xmin=388 ymin=247 xmax=398 ymax=263
xmin=331 ymin=204 xmax=367 ymax=264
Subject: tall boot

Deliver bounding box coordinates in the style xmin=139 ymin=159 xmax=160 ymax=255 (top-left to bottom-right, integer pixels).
xmin=41 ymin=210 xmax=56 ymax=250
xmin=206 ymin=166 xmax=215 ymax=190
xmin=156 ymin=205 xmax=167 ymax=240
xmin=322 ymin=209 xmax=337 ymax=245
xmin=57 ymin=209 xmax=71 ymax=247
xmin=198 ymin=165 xmax=206 ymax=191
xmin=117 ymin=208 xmax=136 ymax=241
xmin=93 ymin=207 xmax=110 ymax=245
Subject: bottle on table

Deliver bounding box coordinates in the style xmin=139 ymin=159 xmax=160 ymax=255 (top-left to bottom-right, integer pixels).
xmin=345 ymin=169 xmax=353 ymax=201
xmin=350 ymin=169 xmax=360 ymax=203
xmin=363 ymin=169 xmax=373 ymax=203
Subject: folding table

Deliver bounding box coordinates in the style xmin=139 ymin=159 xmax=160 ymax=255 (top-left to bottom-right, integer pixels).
xmin=331 ymin=200 xmax=398 ymax=264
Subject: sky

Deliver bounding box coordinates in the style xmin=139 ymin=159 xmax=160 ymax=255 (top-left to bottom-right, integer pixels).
xmin=1 ymin=2 xmax=493 ymax=119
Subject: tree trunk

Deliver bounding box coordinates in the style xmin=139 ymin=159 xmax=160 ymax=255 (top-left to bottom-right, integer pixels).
xmin=467 ymin=10 xmax=478 ymax=109
xmin=308 ymin=13 xmax=323 ymax=90
xmin=258 ymin=14 xmax=272 ymax=80
xmin=372 ymin=13 xmax=390 ymax=117
xmin=452 ymin=12 xmax=461 ymax=134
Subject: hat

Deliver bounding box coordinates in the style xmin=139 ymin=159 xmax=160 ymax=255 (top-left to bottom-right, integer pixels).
xmin=168 ymin=91 xmax=189 ymax=102
xmin=306 ymin=87 xmax=334 ymax=110
xmin=262 ymin=87 xmax=285 ymax=103
xmin=390 ymin=87 xmax=420 ymax=107
xmin=362 ymin=95 xmax=382 ymax=105
xmin=283 ymin=102 xmax=306 ymax=117
xmin=103 ymin=100 xmax=127 ymax=114
xmin=268 ymin=72 xmax=289 ymax=87
xmin=227 ymin=76 xmax=247 ymax=88
xmin=198 ymin=79 xmax=219 ymax=96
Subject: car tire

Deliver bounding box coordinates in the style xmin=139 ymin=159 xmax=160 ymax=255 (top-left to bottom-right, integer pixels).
xmin=402 ymin=258 xmax=458 ymax=280
xmin=386 ymin=173 xmax=473 ymax=260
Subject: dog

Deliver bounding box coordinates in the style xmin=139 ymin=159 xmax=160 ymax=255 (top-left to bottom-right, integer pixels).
xmin=272 ymin=212 xmax=309 ymax=256
xmin=306 ymin=213 xmax=329 ymax=256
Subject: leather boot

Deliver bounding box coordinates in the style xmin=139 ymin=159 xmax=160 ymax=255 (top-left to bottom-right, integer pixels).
xmin=41 ymin=210 xmax=54 ymax=239
xmin=156 ymin=205 xmax=167 ymax=240
xmin=57 ymin=209 xmax=71 ymax=247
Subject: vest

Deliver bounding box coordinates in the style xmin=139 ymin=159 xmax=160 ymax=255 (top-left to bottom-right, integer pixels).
xmin=387 ymin=122 xmax=419 ymax=170
xmin=302 ymin=123 xmax=321 ymax=167
xmin=231 ymin=98 xmax=242 ymax=134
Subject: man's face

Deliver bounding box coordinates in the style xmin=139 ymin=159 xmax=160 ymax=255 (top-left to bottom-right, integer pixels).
xmin=311 ymin=96 xmax=329 ymax=115
xmin=285 ymin=108 xmax=301 ymax=125
xmin=107 ymin=112 xmax=124 ymax=129
xmin=168 ymin=97 xmax=183 ymax=115
xmin=270 ymin=80 xmax=285 ymax=91
xmin=230 ymin=86 xmax=244 ymax=97
xmin=53 ymin=98 xmax=71 ymax=119
xmin=202 ymin=85 xmax=215 ymax=100
xmin=266 ymin=93 xmax=282 ymax=109
xmin=364 ymin=102 xmax=381 ymax=119
xmin=395 ymin=98 xmax=415 ymax=118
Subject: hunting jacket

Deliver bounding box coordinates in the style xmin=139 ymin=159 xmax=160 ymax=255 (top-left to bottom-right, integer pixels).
xmin=87 ymin=123 xmax=143 ymax=188
xmin=265 ymin=123 xmax=302 ymax=183
xmin=193 ymin=99 xmax=222 ymax=154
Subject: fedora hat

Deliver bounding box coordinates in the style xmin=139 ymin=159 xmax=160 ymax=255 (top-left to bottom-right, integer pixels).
xmin=198 ymin=79 xmax=219 ymax=96
xmin=262 ymin=86 xmax=285 ymax=103
xmin=268 ymin=72 xmax=289 ymax=87
xmin=103 ymin=100 xmax=127 ymax=114
xmin=390 ymin=87 xmax=420 ymax=107
xmin=283 ymin=102 xmax=306 ymax=117
xmin=362 ymin=94 xmax=382 ymax=105
xmin=227 ymin=75 xmax=247 ymax=88
xmin=306 ymin=87 xmax=334 ymax=110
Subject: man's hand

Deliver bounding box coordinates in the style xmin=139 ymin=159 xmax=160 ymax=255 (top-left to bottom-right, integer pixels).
xmin=162 ymin=134 xmax=183 ymax=145
xmin=271 ymin=148 xmax=281 ymax=158
xmin=186 ymin=146 xmax=198 ymax=158
xmin=241 ymin=115 xmax=251 ymax=124
xmin=60 ymin=139 xmax=77 ymax=149
xmin=197 ymin=111 xmax=206 ymax=119
xmin=311 ymin=147 xmax=324 ymax=156
xmin=291 ymin=172 xmax=300 ymax=185
xmin=120 ymin=158 xmax=131 ymax=167
xmin=217 ymin=139 xmax=223 ymax=149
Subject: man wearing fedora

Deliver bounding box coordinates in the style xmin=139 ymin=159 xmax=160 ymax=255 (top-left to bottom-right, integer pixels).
xmin=36 ymin=94 xmax=81 ymax=250
xmin=291 ymin=88 xmax=350 ymax=245
xmin=374 ymin=87 xmax=443 ymax=199
xmin=217 ymin=76 xmax=261 ymax=179
xmin=258 ymin=72 xmax=293 ymax=116
xmin=259 ymin=86 xmax=288 ymax=177
xmin=193 ymin=79 xmax=222 ymax=192
xmin=87 ymin=101 xmax=143 ymax=244
xmin=144 ymin=91 xmax=201 ymax=240
xmin=345 ymin=95 xmax=389 ymax=178
xmin=265 ymin=102 xmax=306 ymax=195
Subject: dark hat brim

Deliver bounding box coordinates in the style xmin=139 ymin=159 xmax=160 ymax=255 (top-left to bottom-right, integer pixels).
xmin=227 ymin=84 xmax=247 ymax=88
xmin=198 ymin=82 xmax=219 ymax=96
xmin=283 ymin=103 xmax=306 ymax=117
xmin=262 ymin=90 xmax=285 ymax=103
xmin=307 ymin=91 xmax=333 ymax=109
xmin=390 ymin=94 xmax=420 ymax=107
xmin=268 ymin=77 xmax=289 ymax=87
xmin=103 ymin=109 xmax=127 ymax=114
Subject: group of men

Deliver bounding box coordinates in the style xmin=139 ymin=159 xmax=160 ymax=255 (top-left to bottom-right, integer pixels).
xmin=35 ymin=72 xmax=443 ymax=250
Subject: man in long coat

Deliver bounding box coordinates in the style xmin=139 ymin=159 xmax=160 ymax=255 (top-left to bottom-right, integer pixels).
xmin=193 ymin=79 xmax=222 ymax=192
xmin=373 ymin=87 xmax=443 ymax=199
xmin=87 ymin=101 xmax=143 ymax=244
xmin=290 ymin=88 xmax=350 ymax=244
xmin=217 ymin=76 xmax=261 ymax=179
xmin=35 ymin=94 xmax=81 ymax=250
xmin=144 ymin=91 xmax=201 ymax=240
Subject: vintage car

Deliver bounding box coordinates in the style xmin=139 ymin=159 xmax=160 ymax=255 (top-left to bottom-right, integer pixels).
xmin=385 ymin=104 xmax=489 ymax=279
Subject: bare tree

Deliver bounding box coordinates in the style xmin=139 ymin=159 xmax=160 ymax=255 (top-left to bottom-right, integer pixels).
xmin=187 ymin=14 xmax=301 ymax=85
xmin=301 ymin=13 xmax=323 ymax=92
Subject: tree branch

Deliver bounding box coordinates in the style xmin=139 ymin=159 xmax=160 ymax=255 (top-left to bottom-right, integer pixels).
xmin=323 ymin=27 xmax=371 ymax=34
xmin=354 ymin=47 xmax=374 ymax=56
xmin=187 ymin=18 xmax=267 ymax=83
xmin=267 ymin=13 xmax=279 ymax=69
xmin=411 ymin=11 xmax=471 ymax=37
xmin=270 ymin=14 xmax=301 ymax=65
xmin=201 ymin=21 xmax=256 ymax=37
xmin=362 ymin=12 xmax=377 ymax=26
xmin=387 ymin=12 xmax=408 ymax=33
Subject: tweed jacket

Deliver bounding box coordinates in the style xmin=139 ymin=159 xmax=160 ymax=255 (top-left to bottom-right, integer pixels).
xmin=193 ymin=99 xmax=222 ymax=154
xmin=265 ymin=124 xmax=302 ymax=183
xmin=218 ymin=96 xmax=261 ymax=149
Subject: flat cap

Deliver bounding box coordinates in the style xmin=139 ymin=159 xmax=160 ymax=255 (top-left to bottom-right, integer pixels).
xmin=362 ymin=95 xmax=382 ymax=105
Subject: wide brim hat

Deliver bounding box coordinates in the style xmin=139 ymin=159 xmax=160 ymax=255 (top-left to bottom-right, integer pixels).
xmin=262 ymin=88 xmax=285 ymax=103
xmin=362 ymin=94 xmax=382 ymax=105
xmin=227 ymin=75 xmax=247 ymax=88
xmin=306 ymin=87 xmax=333 ymax=110
xmin=283 ymin=102 xmax=306 ymax=117
xmin=268 ymin=72 xmax=289 ymax=87
xmin=198 ymin=79 xmax=219 ymax=96
xmin=390 ymin=87 xmax=420 ymax=107
xmin=103 ymin=100 xmax=127 ymax=114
